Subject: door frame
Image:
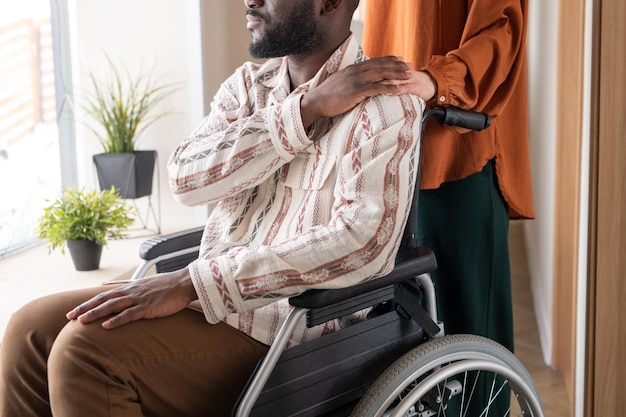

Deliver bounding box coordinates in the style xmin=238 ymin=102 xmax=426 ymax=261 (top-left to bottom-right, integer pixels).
xmin=553 ymin=0 xmax=585 ymax=401
xmin=584 ymin=0 xmax=626 ymax=414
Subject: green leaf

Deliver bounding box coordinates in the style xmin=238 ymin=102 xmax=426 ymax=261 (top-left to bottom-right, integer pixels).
xmin=80 ymin=52 xmax=181 ymax=154
xmin=35 ymin=187 xmax=135 ymax=254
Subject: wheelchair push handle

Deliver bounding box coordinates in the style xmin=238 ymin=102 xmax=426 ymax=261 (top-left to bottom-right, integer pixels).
xmin=423 ymin=106 xmax=491 ymax=131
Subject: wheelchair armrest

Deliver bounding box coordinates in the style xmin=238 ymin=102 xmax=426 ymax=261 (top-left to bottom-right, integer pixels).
xmin=130 ymin=226 xmax=205 ymax=279
xmin=289 ymin=247 xmax=436 ymax=309
xmin=289 ymin=247 xmax=437 ymax=327
xmin=138 ymin=226 xmax=204 ymax=261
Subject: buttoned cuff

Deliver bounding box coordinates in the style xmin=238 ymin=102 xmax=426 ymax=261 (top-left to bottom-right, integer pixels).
xmin=268 ymin=93 xmax=313 ymax=160
xmin=420 ymin=56 xmax=451 ymax=106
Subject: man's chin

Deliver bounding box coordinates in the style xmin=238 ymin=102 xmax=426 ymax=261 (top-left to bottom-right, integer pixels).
xmin=249 ymin=48 xmax=273 ymax=60
xmin=249 ymin=42 xmax=278 ymax=59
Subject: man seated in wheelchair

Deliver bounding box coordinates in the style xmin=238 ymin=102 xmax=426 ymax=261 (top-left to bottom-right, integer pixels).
xmin=0 ymin=1 xmax=426 ymax=416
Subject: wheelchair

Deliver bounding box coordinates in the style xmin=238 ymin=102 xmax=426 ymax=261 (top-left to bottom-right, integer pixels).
xmin=130 ymin=107 xmax=544 ymax=417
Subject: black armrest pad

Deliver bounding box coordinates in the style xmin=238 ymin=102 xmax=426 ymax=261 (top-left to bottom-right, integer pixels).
xmin=138 ymin=226 xmax=205 ymax=261
xmin=289 ymin=247 xmax=437 ymax=310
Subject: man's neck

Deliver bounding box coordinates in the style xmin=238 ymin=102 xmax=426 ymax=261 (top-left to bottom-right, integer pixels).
xmin=286 ymin=34 xmax=350 ymax=90
xmin=287 ymin=56 xmax=328 ymax=90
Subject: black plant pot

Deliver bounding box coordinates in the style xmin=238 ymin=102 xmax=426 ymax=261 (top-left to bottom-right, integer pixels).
xmin=93 ymin=150 xmax=156 ymax=199
xmin=66 ymin=239 xmax=103 ymax=271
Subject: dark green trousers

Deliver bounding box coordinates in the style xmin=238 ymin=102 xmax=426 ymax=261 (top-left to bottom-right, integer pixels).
xmin=418 ymin=160 xmax=513 ymax=350
xmin=418 ymin=160 xmax=513 ymax=414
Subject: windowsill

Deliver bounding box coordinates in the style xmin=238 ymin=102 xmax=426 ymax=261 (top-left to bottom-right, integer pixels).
xmin=0 ymin=228 xmax=162 ymax=339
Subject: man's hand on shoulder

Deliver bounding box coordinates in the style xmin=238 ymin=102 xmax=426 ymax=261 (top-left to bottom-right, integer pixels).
xmin=300 ymin=56 xmax=412 ymax=129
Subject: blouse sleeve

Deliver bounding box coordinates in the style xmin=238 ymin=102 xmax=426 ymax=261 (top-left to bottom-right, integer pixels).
xmin=422 ymin=0 xmax=527 ymax=119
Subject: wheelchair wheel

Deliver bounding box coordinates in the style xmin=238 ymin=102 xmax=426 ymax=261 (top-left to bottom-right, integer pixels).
xmin=350 ymin=334 xmax=544 ymax=417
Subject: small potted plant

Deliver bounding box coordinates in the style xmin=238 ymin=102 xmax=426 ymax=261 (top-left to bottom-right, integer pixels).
xmin=35 ymin=187 xmax=134 ymax=271
xmin=83 ymin=55 xmax=178 ymax=199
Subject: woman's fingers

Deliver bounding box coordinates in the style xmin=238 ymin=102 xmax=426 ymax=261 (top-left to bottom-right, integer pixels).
xmin=348 ymin=56 xmax=412 ymax=84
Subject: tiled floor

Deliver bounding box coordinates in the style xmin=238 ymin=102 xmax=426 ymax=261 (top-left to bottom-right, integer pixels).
xmin=0 ymin=222 xmax=572 ymax=415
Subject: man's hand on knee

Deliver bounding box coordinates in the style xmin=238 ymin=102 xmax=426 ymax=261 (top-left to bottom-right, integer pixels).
xmin=65 ymin=268 xmax=198 ymax=329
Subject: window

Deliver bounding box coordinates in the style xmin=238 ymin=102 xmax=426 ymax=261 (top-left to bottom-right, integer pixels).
xmin=0 ymin=0 xmax=72 ymax=259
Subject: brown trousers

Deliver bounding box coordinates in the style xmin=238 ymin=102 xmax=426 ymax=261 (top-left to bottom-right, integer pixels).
xmin=0 ymin=286 xmax=269 ymax=417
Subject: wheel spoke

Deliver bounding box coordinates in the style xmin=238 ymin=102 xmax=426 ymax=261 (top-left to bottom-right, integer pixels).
xmin=459 ymin=371 xmax=468 ymax=416
xmin=350 ymin=335 xmax=544 ymax=417
xmin=462 ymin=370 xmax=480 ymax=417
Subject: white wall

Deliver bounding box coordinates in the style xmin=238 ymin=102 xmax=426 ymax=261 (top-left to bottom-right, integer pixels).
xmin=525 ymin=0 xmax=560 ymax=365
xmin=69 ymin=0 xmax=207 ymax=232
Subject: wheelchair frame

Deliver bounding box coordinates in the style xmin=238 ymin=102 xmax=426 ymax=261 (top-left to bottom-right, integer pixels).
xmin=131 ymin=107 xmax=544 ymax=417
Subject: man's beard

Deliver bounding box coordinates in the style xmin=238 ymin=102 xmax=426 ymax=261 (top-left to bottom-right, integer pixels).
xmin=248 ymin=2 xmax=326 ymax=59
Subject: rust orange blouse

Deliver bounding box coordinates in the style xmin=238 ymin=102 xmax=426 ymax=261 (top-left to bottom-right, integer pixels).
xmin=362 ymin=0 xmax=534 ymax=219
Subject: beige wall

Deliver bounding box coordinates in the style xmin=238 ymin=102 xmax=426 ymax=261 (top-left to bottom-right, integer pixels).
xmin=199 ymin=1 xmax=251 ymax=114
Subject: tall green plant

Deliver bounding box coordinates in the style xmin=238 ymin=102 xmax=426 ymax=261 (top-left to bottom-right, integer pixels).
xmin=35 ymin=187 xmax=134 ymax=254
xmin=83 ymin=56 xmax=178 ymax=154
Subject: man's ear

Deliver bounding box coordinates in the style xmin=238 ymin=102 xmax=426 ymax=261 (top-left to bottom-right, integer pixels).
xmin=321 ymin=0 xmax=342 ymax=15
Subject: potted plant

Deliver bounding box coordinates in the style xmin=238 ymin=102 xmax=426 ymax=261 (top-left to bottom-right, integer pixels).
xmin=35 ymin=187 xmax=134 ymax=271
xmin=83 ymin=55 xmax=178 ymax=199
